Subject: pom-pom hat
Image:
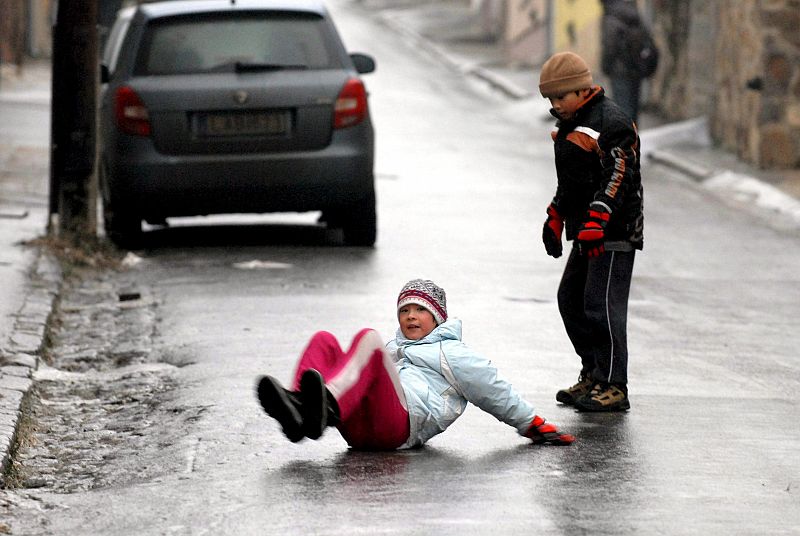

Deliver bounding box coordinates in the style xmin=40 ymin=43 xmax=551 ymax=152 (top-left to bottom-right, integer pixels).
xmin=397 ymin=279 xmax=447 ymax=325
xmin=539 ymin=51 xmax=594 ymax=98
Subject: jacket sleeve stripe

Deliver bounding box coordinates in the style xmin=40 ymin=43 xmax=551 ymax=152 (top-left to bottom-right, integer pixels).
xmin=604 ymin=146 xmax=627 ymax=200
xmin=575 ymin=125 xmax=601 ymax=139
xmin=566 ymin=130 xmax=602 ymax=154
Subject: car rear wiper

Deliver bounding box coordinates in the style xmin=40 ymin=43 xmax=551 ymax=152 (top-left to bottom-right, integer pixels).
xmin=234 ymin=62 xmax=308 ymax=72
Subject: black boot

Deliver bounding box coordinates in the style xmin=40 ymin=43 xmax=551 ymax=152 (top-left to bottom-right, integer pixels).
xmin=256 ymin=376 xmax=304 ymax=442
xmin=326 ymin=390 xmax=341 ymax=427
xmin=299 ymin=369 xmax=328 ymax=440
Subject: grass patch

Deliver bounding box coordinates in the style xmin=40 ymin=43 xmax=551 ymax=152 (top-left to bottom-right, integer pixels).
xmin=22 ymin=233 xmax=126 ymax=273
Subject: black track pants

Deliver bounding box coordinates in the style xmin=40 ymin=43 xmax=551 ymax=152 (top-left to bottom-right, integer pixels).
xmin=557 ymin=247 xmax=635 ymax=385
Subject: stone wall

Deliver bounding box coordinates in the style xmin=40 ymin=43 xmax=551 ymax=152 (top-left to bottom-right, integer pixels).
xmin=647 ymin=0 xmax=800 ymax=169
xmin=647 ymin=1 xmax=715 ymax=119
xmin=712 ymin=0 xmax=800 ymax=168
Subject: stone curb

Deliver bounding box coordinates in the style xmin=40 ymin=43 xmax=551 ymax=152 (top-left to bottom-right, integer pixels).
xmin=650 ymin=148 xmax=800 ymax=228
xmin=642 ymin=118 xmax=800 ymax=228
xmin=647 ymin=149 xmax=713 ymax=180
xmin=0 ymin=246 xmax=62 ymax=485
xmin=468 ymin=65 xmax=534 ymax=100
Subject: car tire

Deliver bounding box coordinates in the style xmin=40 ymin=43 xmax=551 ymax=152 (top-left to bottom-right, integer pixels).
xmin=103 ymin=197 xmax=142 ymax=249
xmin=339 ymin=186 xmax=377 ymax=247
xmin=99 ymin=160 xmax=142 ymax=249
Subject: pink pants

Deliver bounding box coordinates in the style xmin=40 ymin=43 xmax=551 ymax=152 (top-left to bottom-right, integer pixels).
xmin=292 ymin=329 xmax=410 ymax=450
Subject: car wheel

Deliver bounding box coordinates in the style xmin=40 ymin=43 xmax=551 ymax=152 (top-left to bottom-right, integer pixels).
xmin=340 ymin=187 xmax=377 ymax=247
xmin=103 ymin=197 xmax=142 ymax=249
xmin=99 ymin=160 xmax=142 ymax=249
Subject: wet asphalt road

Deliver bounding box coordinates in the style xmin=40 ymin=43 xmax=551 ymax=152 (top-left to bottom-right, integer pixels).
xmin=2 ymin=1 xmax=800 ymax=534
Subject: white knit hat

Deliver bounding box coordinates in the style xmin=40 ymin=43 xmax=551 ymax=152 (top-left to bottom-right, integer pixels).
xmin=397 ymin=279 xmax=447 ymax=325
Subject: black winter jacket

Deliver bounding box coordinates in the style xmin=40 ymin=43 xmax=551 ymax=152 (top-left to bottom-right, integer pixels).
xmin=549 ymin=86 xmax=644 ymax=249
xmin=601 ymin=0 xmax=645 ymax=80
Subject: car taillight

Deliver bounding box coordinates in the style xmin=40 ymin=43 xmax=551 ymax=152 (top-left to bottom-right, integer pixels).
xmin=115 ymin=86 xmax=151 ymax=136
xmin=334 ymin=78 xmax=367 ymax=129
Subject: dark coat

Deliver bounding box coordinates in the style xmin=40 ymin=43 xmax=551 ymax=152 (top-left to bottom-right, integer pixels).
xmin=601 ymin=0 xmax=646 ymax=80
xmin=549 ymin=87 xmax=644 ymax=249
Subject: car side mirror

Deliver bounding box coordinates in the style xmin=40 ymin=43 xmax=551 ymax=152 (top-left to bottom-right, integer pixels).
xmin=349 ymin=53 xmax=375 ymax=75
xmin=100 ymin=63 xmax=111 ymax=84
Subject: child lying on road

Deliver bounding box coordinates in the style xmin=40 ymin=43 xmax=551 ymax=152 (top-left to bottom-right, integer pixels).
xmin=256 ymin=279 xmax=575 ymax=449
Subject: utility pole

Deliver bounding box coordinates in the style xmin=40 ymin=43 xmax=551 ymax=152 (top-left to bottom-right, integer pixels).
xmin=49 ymin=0 xmax=97 ymax=242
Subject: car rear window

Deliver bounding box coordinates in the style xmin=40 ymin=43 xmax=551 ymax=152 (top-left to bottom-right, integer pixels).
xmin=136 ymin=12 xmax=339 ymax=75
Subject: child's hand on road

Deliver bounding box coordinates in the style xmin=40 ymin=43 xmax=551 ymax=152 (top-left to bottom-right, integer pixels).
xmin=524 ymin=415 xmax=575 ymax=445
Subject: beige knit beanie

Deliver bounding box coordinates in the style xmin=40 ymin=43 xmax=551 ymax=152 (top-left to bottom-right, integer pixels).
xmin=539 ymin=52 xmax=594 ymax=98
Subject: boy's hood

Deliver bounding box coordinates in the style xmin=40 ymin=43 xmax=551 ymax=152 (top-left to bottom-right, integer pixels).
xmin=395 ymin=318 xmax=462 ymax=346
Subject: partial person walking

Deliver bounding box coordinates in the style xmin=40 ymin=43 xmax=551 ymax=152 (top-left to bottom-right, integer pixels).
xmin=538 ymin=52 xmax=643 ymax=412
xmin=600 ymin=0 xmax=659 ymax=122
xmin=256 ymin=279 xmax=575 ymax=449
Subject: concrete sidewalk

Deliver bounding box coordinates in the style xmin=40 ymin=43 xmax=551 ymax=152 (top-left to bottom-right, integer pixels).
xmin=0 ymin=59 xmax=61 ymax=482
xmin=362 ymin=0 xmax=800 ymax=230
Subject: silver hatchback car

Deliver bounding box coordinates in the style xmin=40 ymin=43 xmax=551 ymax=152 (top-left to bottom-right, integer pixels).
xmin=99 ymin=0 xmax=376 ymax=247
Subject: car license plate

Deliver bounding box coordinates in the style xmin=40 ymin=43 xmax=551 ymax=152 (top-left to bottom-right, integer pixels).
xmin=194 ymin=110 xmax=290 ymax=137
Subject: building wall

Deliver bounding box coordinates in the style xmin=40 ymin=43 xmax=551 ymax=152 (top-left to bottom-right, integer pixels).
xmin=0 ymin=0 xmax=27 ymax=66
xmin=654 ymin=0 xmax=800 ymax=169
xmin=551 ymin=0 xmax=603 ymax=68
xmin=648 ymin=0 xmax=714 ymax=119
xmin=0 ymin=0 xmax=56 ymax=63
xmin=28 ymin=0 xmax=57 ymax=57
xmin=504 ymin=0 xmax=603 ymax=68
xmin=504 ymin=0 xmax=549 ymax=66
xmin=710 ymin=0 xmax=800 ymax=168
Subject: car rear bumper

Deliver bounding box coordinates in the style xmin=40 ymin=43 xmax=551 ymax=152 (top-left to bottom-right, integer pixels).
xmin=102 ymin=127 xmax=374 ymax=219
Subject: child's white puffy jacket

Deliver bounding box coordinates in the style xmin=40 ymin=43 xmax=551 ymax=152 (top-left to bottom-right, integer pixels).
xmin=386 ymin=319 xmax=536 ymax=448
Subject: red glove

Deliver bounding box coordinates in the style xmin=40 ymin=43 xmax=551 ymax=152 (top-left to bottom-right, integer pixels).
xmin=576 ymin=204 xmax=610 ymax=257
xmin=542 ymin=203 xmax=564 ymax=258
xmin=524 ymin=415 xmax=575 ymax=445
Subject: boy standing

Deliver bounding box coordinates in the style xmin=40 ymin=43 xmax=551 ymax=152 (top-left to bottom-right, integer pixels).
xmin=538 ymin=52 xmax=643 ymax=412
